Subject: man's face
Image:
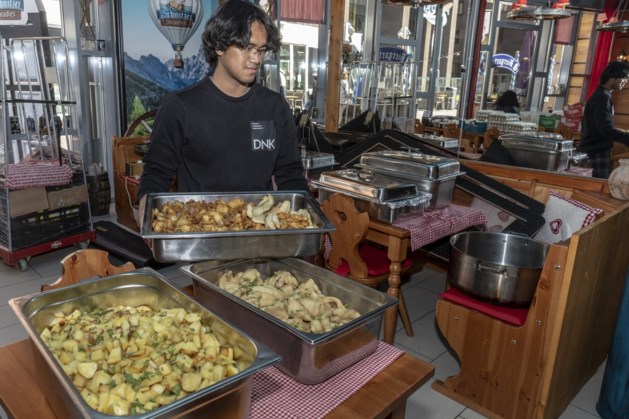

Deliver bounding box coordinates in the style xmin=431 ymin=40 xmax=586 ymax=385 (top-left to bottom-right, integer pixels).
xmin=215 ymin=21 xmax=269 ymax=91
xmin=613 ymin=76 xmax=628 ymax=91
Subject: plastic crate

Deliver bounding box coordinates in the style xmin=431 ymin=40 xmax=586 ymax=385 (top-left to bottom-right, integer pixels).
xmin=0 ymin=203 xmax=90 ymax=249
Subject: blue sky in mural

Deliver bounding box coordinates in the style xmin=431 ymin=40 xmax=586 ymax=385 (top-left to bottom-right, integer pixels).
xmin=122 ymin=0 xmax=218 ymax=62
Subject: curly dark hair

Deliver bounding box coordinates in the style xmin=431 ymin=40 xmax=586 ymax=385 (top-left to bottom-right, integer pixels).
xmin=600 ymin=60 xmax=629 ymax=84
xmin=201 ymin=0 xmax=281 ymax=70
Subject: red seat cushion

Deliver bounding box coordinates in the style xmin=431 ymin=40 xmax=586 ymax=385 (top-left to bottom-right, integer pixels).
xmin=440 ymin=288 xmax=529 ymax=326
xmin=333 ymin=244 xmax=412 ymax=277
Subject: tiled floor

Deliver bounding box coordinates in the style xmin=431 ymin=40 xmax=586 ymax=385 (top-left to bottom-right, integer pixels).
xmin=0 ymin=218 xmax=606 ymax=419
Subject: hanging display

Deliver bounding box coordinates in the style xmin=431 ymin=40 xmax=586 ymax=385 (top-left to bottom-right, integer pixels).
xmin=147 ymin=0 xmax=205 ymax=68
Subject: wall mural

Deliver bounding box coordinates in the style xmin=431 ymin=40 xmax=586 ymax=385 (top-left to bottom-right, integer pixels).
xmin=120 ymin=0 xmax=217 ymax=131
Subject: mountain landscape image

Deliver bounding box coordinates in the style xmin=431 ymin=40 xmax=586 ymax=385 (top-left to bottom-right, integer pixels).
xmin=123 ymin=44 xmax=211 ymax=125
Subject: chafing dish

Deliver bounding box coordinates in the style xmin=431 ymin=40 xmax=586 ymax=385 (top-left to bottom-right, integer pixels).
xmin=498 ymin=133 xmax=576 ymax=171
xmin=141 ymin=191 xmax=334 ymax=263
xmin=8 ymin=268 xmax=280 ymax=419
xmin=414 ymin=133 xmax=460 ymax=151
xmin=358 ymin=150 xmax=463 ymax=210
xmin=182 ymin=258 xmax=398 ymax=385
xmin=312 ymin=169 xmax=431 ymax=223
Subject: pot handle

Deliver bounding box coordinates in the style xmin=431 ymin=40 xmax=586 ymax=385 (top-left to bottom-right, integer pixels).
xmin=477 ymin=261 xmax=508 ymax=278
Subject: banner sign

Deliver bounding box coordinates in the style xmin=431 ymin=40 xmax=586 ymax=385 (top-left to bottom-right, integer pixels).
xmin=379 ymin=47 xmax=409 ymax=63
xmin=0 ymin=0 xmax=26 ymax=25
xmin=492 ymin=53 xmax=520 ymax=74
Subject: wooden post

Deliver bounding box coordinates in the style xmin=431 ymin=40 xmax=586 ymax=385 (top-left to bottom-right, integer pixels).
xmin=325 ymin=0 xmax=345 ymax=133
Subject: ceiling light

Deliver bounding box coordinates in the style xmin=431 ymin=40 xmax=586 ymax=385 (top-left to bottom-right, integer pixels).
xmin=507 ymin=7 xmax=572 ymax=20
xmin=597 ymin=21 xmax=629 ymax=33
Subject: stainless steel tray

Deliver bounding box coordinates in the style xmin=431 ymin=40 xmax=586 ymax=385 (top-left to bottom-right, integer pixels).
xmin=315 ymin=169 xmax=419 ymax=201
xmin=414 ymin=134 xmax=460 ymax=150
xmin=141 ymin=191 xmax=334 ymax=262
xmin=8 ymin=268 xmax=280 ymax=419
xmin=314 ymin=186 xmax=431 ymax=223
xmin=303 ymin=151 xmax=336 ymax=169
xmin=182 ymin=258 xmax=398 ymax=384
xmin=359 ymin=150 xmax=461 ymax=180
xmin=498 ymin=135 xmax=575 ymax=171
xmin=499 ymin=134 xmax=574 ymax=151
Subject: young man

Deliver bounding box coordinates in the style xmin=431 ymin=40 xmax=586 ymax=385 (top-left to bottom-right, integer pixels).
xmin=138 ymin=0 xmax=308 ymax=218
xmin=579 ymin=60 xmax=629 ymax=179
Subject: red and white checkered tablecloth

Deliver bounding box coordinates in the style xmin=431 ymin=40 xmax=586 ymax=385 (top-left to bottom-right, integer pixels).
xmin=324 ymin=204 xmax=486 ymax=258
xmin=249 ymin=342 xmax=404 ymax=419
xmin=395 ymin=204 xmax=486 ymax=251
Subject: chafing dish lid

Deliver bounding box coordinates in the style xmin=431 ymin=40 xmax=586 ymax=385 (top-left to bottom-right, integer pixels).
xmin=414 ymin=134 xmax=460 ymax=148
xmin=315 ymin=169 xmax=419 ymax=201
xmin=359 ymin=150 xmax=461 ymax=180
xmin=499 ymin=133 xmax=574 ymax=151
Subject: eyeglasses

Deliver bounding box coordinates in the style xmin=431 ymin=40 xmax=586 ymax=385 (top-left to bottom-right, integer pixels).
xmin=237 ymin=45 xmax=273 ymax=61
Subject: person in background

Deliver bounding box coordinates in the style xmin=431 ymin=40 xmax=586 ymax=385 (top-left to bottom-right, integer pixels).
xmin=137 ymin=0 xmax=308 ymax=222
xmin=339 ymin=70 xmax=353 ymax=124
xmin=579 ymin=60 xmax=629 ymax=179
xmin=493 ymin=90 xmax=520 ymax=114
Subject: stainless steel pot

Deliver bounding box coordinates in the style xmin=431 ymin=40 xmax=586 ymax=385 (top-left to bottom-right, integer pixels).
xmin=448 ymin=231 xmax=550 ymax=307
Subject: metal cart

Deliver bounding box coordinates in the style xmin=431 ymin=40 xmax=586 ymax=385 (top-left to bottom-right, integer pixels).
xmin=0 ymin=36 xmax=95 ymax=271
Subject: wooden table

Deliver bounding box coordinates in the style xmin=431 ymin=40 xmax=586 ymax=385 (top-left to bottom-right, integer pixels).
xmin=0 ymin=339 xmax=434 ymax=419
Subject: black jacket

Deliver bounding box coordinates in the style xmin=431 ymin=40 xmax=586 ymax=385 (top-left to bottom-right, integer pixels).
xmin=579 ymin=85 xmax=629 ymax=154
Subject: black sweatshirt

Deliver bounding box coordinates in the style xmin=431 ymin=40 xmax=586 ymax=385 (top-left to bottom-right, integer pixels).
xmin=579 ymin=85 xmax=629 ymax=155
xmin=138 ymin=77 xmax=308 ymax=199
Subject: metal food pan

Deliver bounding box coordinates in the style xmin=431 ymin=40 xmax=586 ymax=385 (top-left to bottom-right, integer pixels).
xmin=314 ymin=184 xmax=431 ymax=224
xmin=141 ymin=191 xmax=334 ymax=262
xmin=182 ymin=258 xmax=398 ymax=385
xmin=8 ymin=268 xmax=280 ymax=419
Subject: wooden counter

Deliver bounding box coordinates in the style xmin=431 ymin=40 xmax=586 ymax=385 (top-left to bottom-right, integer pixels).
xmin=0 ymin=339 xmax=434 ymax=419
xmin=432 ymin=160 xmax=629 ymax=419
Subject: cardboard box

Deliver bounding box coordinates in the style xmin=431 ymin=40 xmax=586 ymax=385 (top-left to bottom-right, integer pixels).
xmin=125 ymin=161 xmax=144 ymax=178
xmin=3 ymin=188 xmax=50 ymax=217
xmin=561 ymin=117 xmax=581 ymax=131
xmin=47 ymin=185 xmax=88 ymax=210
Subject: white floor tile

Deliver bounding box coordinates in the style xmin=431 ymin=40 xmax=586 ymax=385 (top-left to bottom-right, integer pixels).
xmin=0 ymin=304 xmax=19 ymax=329
xmin=404 ymin=378 xmax=467 ymax=419
xmin=569 ymin=361 xmax=606 ymax=417
xmin=459 ymin=408 xmax=490 ymax=419
xmin=430 ymin=348 xmax=462 ymax=382
xmin=559 ymin=405 xmax=601 ymax=419
xmin=0 ymin=323 xmax=28 ymax=347
xmin=395 ymin=311 xmax=450 ymax=360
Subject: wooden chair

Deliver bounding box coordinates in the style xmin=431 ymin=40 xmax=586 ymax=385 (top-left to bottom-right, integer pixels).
xmin=41 ymin=249 xmax=136 ymax=292
xmin=483 ymin=126 xmax=500 ymax=150
xmin=321 ymin=193 xmax=416 ymax=336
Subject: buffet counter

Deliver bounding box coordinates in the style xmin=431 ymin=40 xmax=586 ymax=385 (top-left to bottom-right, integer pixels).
xmin=0 ymin=339 xmax=434 ymax=418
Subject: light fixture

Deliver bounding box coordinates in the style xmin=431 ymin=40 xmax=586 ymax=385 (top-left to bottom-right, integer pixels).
xmin=382 ymin=0 xmax=452 ymax=6
xmin=618 ymin=49 xmax=628 ymax=61
xmin=507 ymin=0 xmax=572 ymax=21
xmin=597 ymin=21 xmax=629 ymax=33
xmin=596 ymin=0 xmax=628 ymax=32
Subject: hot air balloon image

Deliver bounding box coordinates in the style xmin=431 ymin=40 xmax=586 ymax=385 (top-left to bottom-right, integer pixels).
xmin=147 ymin=0 xmax=204 ymax=69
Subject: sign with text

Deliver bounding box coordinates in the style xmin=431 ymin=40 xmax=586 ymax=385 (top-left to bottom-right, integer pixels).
xmin=0 ymin=0 xmax=25 ymax=25
xmin=492 ymin=53 xmax=520 ymax=74
xmin=378 ymin=47 xmax=409 ymax=63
